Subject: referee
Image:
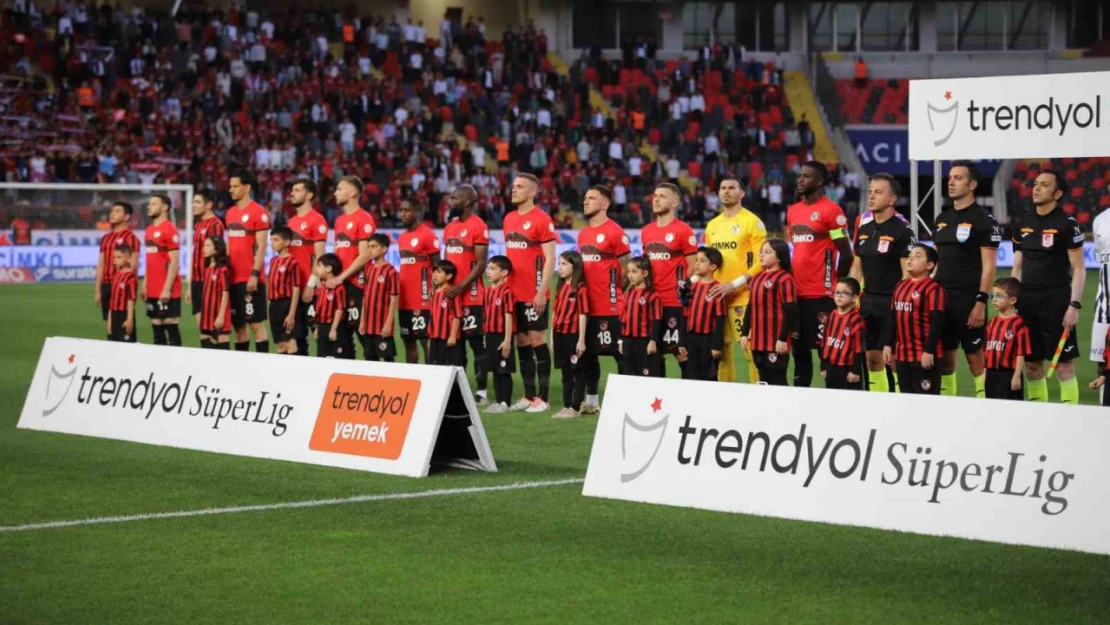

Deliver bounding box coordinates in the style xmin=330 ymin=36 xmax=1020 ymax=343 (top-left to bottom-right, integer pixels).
xmin=1012 ymin=169 xmax=1086 ymax=403
xmin=934 ymin=161 xmax=1000 ymax=397
xmin=849 ymin=173 xmax=913 ymax=393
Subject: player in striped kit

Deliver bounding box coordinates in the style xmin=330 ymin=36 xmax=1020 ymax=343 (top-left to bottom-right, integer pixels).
xmin=618 ymin=257 xmax=662 ymax=377
xmin=359 ymin=234 xmax=399 ymax=362
xmin=94 ymin=201 xmax=140 ymax=333
xmin=984 ymin=277 xmax=1031 ymax=400
xmin=682 ymin=248 xmax=727 ymax=381
xmin=740 ymin=240 xmax=797 ymax=386
xmin=1089 ymin=202 xmax=1110 ymax=370
xmin=821 ymin=278 xmax=866 ymax=391
xmin=884 ymin=245 xmax=946 ymax=395
xmin=267 ymin=227 xmax=303 ymax=355
xmin=187 ymin=190 xmax=225 ymax=339
xmin=106 ymin=245 xmax=138 ymax=343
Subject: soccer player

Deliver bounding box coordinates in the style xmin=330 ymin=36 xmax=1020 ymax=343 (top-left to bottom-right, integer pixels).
xmin=1089 ymin=326 xmax=1110 ymax=406
xmin=443 ymin=185 xmax=491 ymax=402
xmin=984 ymin=277 xmax=1031 ymax=401
xmin=94 ymin=201 xmax=140 ymax=332
xmin=642 ymin=183 xmax=698 ymax=375
xmin=551 ymin=251 xmax=588 ymax=418
xmin=313 ymin=254 xmax=347 ymax=358
xmin=199 ymin=236 xmax=232 ymax=349
xmin=702 ymin=177 xmax=767 ymax=384
xmin=850 ymin=173 xmax=913 ymax=392
xmin=884 ymin=244 xmax=945 ymax=395
xmin=267 ymin=227 xmax=302 ymax=355
xmin=186 ymin=190 xmax=225 ymax=338
xmin=1012 ymin=169 xmax=1085 ymax=404
xmin=287 ymin=179 xmax=328 ymax=356
xmin=682 ymin=247 xmax=726 ymax=381
xmin=786 ymin=162 xmax=853 ymax=387
xmin=359 ymin=233 xmax=399 ymax=362
xmin=503 ymin=173 xmax=556 ymax=412
xmin=578 ymin=184 xmax=632 ymax=411
xmin=1091 ymin=199 xmax=1110 ymax=371
xmin=326 ymin=176 xmax=376 ymax=359
xmin=143 ymin=194 xmax=183 ymax=346
xmin=740 ymin=240 xmax=797 ymax=386
xmin=397 ymin=198 xmax=440 ymax=364
xmin=226 ymin=170 xmax=270 ymax=353
xmin=106 ymin=245 xmax=137 ymax=343
xmin=428 ymin=260 xmax=464 ymax=366
xmin=483 ymin=256 xmax=517 ymax=413
xmin=821 ymin=278 xmax=866 ymax=391
xmin=935 ymin=161 xmax=1001 ymax=397
xmin=618 ymin=257 xmax=662 ymax=377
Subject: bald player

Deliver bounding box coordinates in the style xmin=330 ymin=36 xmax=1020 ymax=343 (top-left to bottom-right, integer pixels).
xmin=443 ymin=184 xmax=491 ymax=404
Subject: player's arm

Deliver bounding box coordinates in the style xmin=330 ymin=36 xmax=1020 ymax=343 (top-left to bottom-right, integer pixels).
xmin=883 ymin=301 xmax=896 ymax=366
xmin=94 ymin=244 xmax=105 ymax=303
xmin=969 ymin=245 xmax=998 ymax=329
xmin=161 ymin=249 xmax=179 ymax=303
xmin=1065 ymin=246 xmax=1086 ymax=330
xmin=849 ymin=255 xmax=863 ymax=283
xmin=304 ymin=239 xmax=328 ymax=302
xmin=248 ymin=229 xmax=267 ymax=292
xmin=384 ymin=294 xmax=398 ymax=337
xmin=333 ymin=240 xmax=372 ymax=285
xmin=330 ymin=301 xmax=344 ymax=340
xmin=216 ymin=286 xmax=229 ymax=327
xmin=286 ymin=284 xmax=300 ymax=332
xmin=453 ymin=243 xmax=488 ymax=298
xmin=501 ymin=306 xmax=514 ymax=356
xmin=535 ymin=240 xmax=556 ymax=312
xmin=710 ymin=308 xmax=726 ymax=354
xmin=448 ymin=311 xmax=460 ymax=347
xmin=746 ymin=219 xmax=768 ymax=281
xmin=780 ymin=298 xmax=798 ymax=354
xmin=834 ymin=235 xmax=854 ymax=279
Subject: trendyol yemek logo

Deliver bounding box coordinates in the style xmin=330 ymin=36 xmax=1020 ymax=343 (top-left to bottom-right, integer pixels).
xmin=927 ymin=90 xmax=960 ymax=147
xmin=42 ymin=353 xmax=78 ymax=417
xmin=620 ymin=397 xmax=669 ymax=483
xmin=927 ymin=88 xmax=1104 ymax=147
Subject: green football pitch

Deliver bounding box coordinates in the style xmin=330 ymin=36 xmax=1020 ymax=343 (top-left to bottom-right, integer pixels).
xmin=1 ymin=278 xmax=1108 ymax=624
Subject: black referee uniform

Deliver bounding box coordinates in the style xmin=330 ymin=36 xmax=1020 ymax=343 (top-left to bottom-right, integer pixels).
xmin=1012 ymin=205 xmax=1084 ymax=363
xmin=934 ymin=202 xmax=1000 ymax=354
xmin=855 ymin=215 xmax=914 ymax=354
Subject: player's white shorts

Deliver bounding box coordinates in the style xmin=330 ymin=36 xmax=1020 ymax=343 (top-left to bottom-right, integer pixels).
xmin=1090 ymin=321 xmax=1108 ymax=363
xmin=1092 ymin=264 xmax=1109 ymax=363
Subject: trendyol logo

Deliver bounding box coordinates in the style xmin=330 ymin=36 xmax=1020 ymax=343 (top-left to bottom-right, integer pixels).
xmin=42 ymin=353 xmax=78 ymax=417
xmin=928 ymin=88 xmax=1104 ymax=146
xmin=927 ymin=90 xmax=960 ymax=147
xmin=620 ymin=397 xmax=669 ymax=483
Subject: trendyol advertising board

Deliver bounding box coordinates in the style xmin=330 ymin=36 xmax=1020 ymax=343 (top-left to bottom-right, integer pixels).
xmin=18 ymin=338 xmax=497 ymax=477
xmin=909 ymin=71 xmax=1110 ymax=160
xmin=583 ymin=375 xmax=1110 ymax=555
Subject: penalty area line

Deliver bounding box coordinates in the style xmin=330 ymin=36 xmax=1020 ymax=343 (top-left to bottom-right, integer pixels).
xmin=0 ymin=478 xmax=585 ymax=533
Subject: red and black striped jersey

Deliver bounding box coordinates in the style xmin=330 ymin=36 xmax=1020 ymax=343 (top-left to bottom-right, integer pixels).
xmin=984 ymin=315 xmax=1032 ymax=370
xmin=747 ymin=269 xmax=797 ymax=352
xmin=429 ymin=289 xmax=463 ymax=341
xmin=314 ymin=283 xmax=347 ymax=325
xmin=100 ymin=228 xmax=141 ymax=283
xmin=822 ymin=308 xmax=865 ymax=367
xmin=553 ymin=282 xmax=589 ymax=334
xmin=483 ymin=282 xmax=515 ymax=335
xmin=361 ymin=262 xmax=399 ymax=335
xmin=890 ymin=277 xmax=946 ymax=362
xmin=267 ymin=254 xmax=302 ymax=300
xmin=619 ymin=288 xmax=661 ymax=339
xmin=685 ymin=280 xmax=726 ymax=335
xmin=108 ymin=269 xmax=137 ymax=312
xmin=200 ymin=264 xmax=231 ymax=333
xmin=191 ymin=216 xmax=225 ymax=281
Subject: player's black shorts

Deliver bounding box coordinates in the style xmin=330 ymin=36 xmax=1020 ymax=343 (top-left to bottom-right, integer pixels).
xmin=942 ymin=288 xmax=987 ymax=353
xmin=460 ymin=305 xmax=484 ymax=338
xmin=427 ymin=338 xmax=465 ymax=366
xmin=586 ymin=316 xmax=621 ymax=357
xmin=895 ymin=361 xmax=941 ymax=395
xmin=824 ymin=363 xmax=864 ymax=391
xmin=485 ymin=332 xmax=517 ymax=374
xmin=620 ymin=336 xmax=658 ymax=377
xmin=360 ymin=333 xmax=397 ymax=361
xmin=190 ymin=280 xmax=204 ymax=316
xmin=794 ymin=296 xmax=835 ymax=349
xmin=1019 ymin=286 xmax=1079 ymax=363
xmin=985 ymin=368 xmax=1024 ymax=401
xmin=344 ymin=284 xmax=364 ymax=330
xmin=145 ymin=297 xmax=181 ymax=320
xmin=660 ymin=306 xmax=686 ymax=355
xmin=268 ymin=298 xmax=304 ymax=342
xmin=316 ymin=329 xmax=343 ymax=358
xmin=860 ymin=293 xmax=892 ymax=351
xmin=230 ymin=282 xmax=268 ymax=326
xmin=513 ymin=301 xmax=548 ymax=333
xmin=399 ymin=309 xmax=429 ymax=340
xmin=108 ymin=310 xmax=137 ymax=343
xmin=752 ymin=350 xmax=790 ymax=385
xmin=682 ymin=333 xmax=719 ymax=381
xmin=553 ymin=330 xmax=583 ymax=369
xmin=100 ymin=283 xmax=111 ymax=320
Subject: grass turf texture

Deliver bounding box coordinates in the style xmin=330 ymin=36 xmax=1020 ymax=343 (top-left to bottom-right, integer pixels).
xmin=1 ymin=277 xmax=1108 ymax=624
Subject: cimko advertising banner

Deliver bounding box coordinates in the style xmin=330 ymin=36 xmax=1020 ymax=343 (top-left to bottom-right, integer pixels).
xmin=584 ymin=375 xmax=1110 ymax=555
xmin=19 ymin=338 xmax=497 ymax=477
xmin=909 ymin=71 xmax=1110 ymax=160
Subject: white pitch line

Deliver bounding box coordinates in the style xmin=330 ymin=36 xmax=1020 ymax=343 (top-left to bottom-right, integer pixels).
xmin=0 ymin=478 xmax=585 ymax=533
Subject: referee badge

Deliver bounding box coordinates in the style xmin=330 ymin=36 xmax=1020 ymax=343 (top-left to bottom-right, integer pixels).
xmin=1042 ymin=233 xmax=1054 ymax=248
xmin=956 ymin=223 xmax=971 ymax=243
xmin=878 ymin=239 xmax=890 ymax=253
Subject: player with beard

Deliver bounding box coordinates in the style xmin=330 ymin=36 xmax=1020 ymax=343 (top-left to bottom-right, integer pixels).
xmin=94 ymin=201 xmax=140 ymax=334
xmin=641 ymin=183 xmax=698 ymax=377
xmin=502 ymin=173 xmax=557 ymax=412
xmin=286 ymin=179 xmax=328 ymax=356
xmin=702 ymin=177 xmax=767 ymax=383
xmin=326 ymin=176 xmax=376 ymax=359
xmin=933 ymin=161 xmax=1001 ymax=397
xmin=226 ymin=170 xmax=271 ymax=353
xmin=397 ymin=198 xmax=440 ymax=364
xmin=577 ymin=185 xmax=632 ymax=412
xmin=186 ymin=190 xmax=225 ymax=341
xmin=786 ymin=162 xmax=854 ymax=387
xmin=443 ymin=185 xmax=491 ymax=404
xmin=143 ymin=194 xmax=183 ymax=346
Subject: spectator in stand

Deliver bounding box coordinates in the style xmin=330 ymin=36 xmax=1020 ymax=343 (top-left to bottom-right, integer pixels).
xmin=855 ymin=56 xmax=868 ymax=89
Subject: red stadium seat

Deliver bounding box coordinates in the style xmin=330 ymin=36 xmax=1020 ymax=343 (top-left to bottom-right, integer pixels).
xmin=1078 ymin=211 xmax=1092 ymax=226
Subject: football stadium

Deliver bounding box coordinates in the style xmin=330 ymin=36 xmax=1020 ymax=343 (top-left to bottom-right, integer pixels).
xmin=2 ymin=1 xmax=1110 ymax=622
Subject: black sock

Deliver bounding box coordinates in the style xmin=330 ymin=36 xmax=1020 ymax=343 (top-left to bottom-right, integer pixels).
xmin=470 ymin=335 xmax=487 ymax=391
xmin=165 ymin=324 xmax=181 ymax=346
xmin=584 ymin=354 xmax=600 ymax=395
xmin=217 ymin=341 xmax=230 ymax=350
xmin=535 ymin=344 xmax=551 ymax=402
xmin=518 ymin=345 xmax=536 ymax=399
xmin=255 ymin=340 xmax=269 ymax=353
xmin=200 ymin=339 xmax=211 ymax=349
xmin=297 ymin=338 xmax=309 ymax=356
xmin=235 ymin=341 xmax=251 ymax=351
xmin=792 ymin=344 xmax=812 ymax=387
xmin=152 ymin=325 xmax=168 ymax=345
xmin=495 ymin=374 xmax=513 ymax=405
xmin=561 ymin=366 xmax=574 ymax=408
xmin=572 ymin=367 xmax=587 ymax=409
